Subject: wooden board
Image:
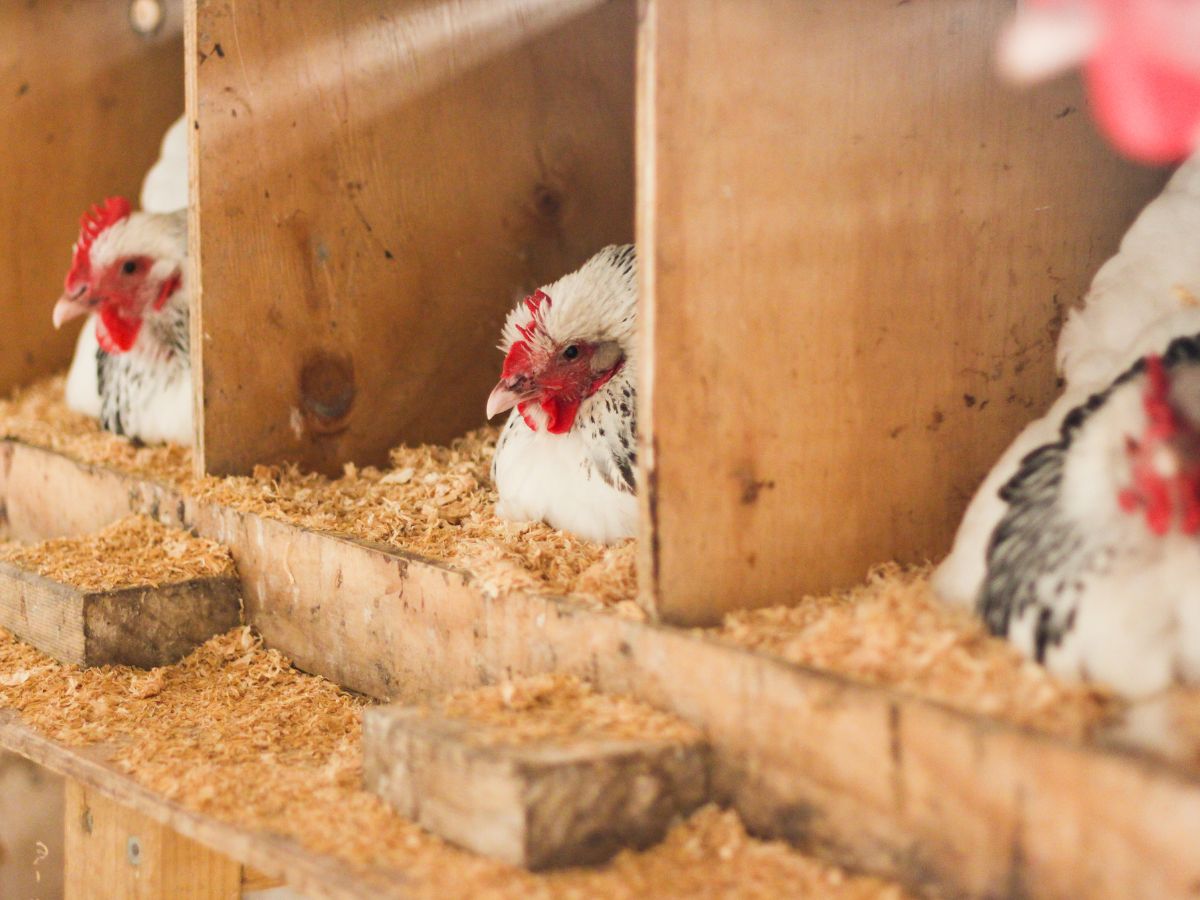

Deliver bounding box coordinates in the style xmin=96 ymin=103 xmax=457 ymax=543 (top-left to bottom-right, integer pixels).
xmin=3 ymin=440 xmax=1200 ymax=898
xmin=186 ymin=0 xmax=635 ymax=476
xmin=635 ymin=0 xmax=1171 ymax=625
xmin=65 ymin=779 xmax=242 ymax=900
xmin=0 ymin=0 xmax=183 ymax=397
xmin=363 ymin=704 xmax=708 ymax=869
xmin=0 ymin=561 xmax=241 ymax=668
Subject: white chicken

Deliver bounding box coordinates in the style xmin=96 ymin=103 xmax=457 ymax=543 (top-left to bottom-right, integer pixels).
xmin=53 ymin=197 xmax=191 ymax=445
xmin=936 ymin=153 xmax=1200 ymax=609
xmin=487 ymin=245 xmax=638 ymax=544
xmin=64 ymin=114 xmax=188 ymax=421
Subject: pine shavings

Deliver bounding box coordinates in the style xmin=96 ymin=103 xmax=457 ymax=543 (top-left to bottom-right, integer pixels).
xmin=714 ymin=564 xmax=1120 ymax=739
xmin=436 ymin=674 xmax=701 ymax=747
xmin=0 ymin=515 xmax=235 ymax=592
xmin=0 ymin=627 xmax=908 ymax=898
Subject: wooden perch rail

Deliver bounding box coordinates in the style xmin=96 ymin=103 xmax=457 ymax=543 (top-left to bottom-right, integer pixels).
xmin=2 ymin=437 xmax=1199 ymax=899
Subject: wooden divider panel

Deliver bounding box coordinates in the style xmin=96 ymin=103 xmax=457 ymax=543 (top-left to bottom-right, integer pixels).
xmin=188 ymin=0 xmax=636 ymax=475
xmin=0 ymin=1 xmax=183 ymax=396
xmin=637 ymin=0 xmax=1169 ymax=624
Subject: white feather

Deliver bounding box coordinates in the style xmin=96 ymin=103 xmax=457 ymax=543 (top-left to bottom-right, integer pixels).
xmin=64 ymin=316 xmax=101 ymax=418
xmin=139 ymin=115 xmax=188 ymax=214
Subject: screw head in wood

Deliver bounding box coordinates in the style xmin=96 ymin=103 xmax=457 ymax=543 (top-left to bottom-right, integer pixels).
xmin=126 ymin=836 xmax=142 ymax=866
xmin=128 ymin=0 xmax=164 ymax=36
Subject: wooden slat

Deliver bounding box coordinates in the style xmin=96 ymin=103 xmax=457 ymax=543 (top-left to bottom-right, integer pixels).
xmin=0 ymin=0 xmax=183 ymax=396
xmin=187 ymin=0 xmax=635 ymax=476
xmin=65 ymin=779 xmax=242 ymax=900
xmin=363 ymin=704 xmax=709 ymax=869
xmin=3 ymin=439 xmax=1200 ymax=898
xmin=636 ymin=0 xmax=1170 ymax=625
xmin=0 ymin=561 xmax=242 ymax=668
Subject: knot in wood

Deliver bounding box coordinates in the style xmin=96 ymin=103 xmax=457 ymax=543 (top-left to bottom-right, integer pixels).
xmin=299 ymin=354 xmax=356 ymax=435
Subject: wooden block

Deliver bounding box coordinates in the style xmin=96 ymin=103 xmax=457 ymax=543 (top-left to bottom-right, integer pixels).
xmin=0 ymin=0 xmax=183 ymax=397
xmin=363 ymin=704 xmax=710 ymax=870
xmin=187 ymin=0 xmax=636 ymax=476
xmin=0 ymin=561 xmax=241 ymax=668
xmin=636 ymin=0 xmax=1170 ymax=625
xmin=64 ymin=779 xmax=241 ymax=900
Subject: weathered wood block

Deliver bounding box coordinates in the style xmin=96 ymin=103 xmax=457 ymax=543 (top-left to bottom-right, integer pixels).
xmin=0 ymin=562 xmax=241 ymax=668
xmin=363 ymin=705 xmax=710 ymax=870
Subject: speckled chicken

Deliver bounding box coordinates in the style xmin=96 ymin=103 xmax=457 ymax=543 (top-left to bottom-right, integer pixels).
xmin=487 ymin=245 xmax=637 ymax=544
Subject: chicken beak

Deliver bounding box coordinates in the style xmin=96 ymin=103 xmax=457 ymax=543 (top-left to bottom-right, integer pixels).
xmin=486 ymin=382 xmax=524 ymax=420
xmin=52 ymin=288 xmax=93 ymax=329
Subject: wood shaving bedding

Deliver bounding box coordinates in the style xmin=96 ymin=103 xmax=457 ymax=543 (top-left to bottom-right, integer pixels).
xmin=0 ymin=515 xmax=235 ymax=591
xmin=435 ymin=674 xmax=702 ymax=747
xmin=714 ymin=564 xmax=1119 ymax=740
xmin=0 ymin=627 xmax=909 ymax=899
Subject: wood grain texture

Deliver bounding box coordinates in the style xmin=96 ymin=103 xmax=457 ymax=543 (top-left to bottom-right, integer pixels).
xmin=187 ymin=0 xmax=635 ymax=476
xmin=0 ymin=0 xmax=183 ymax=396
xmin=0 ymin=560 xmax=241 ymax=668
xmin=65 ymin=779 xmax=242 ymax=900
xmin=636 ymin=0 xmax=1171 ymax=625
xmin=3 ymin=440 xmax=1200 ymax=897
xmin=363 ymin=705 xmax=709 ymax=869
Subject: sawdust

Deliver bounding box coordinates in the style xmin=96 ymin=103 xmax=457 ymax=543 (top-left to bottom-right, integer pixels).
xmin=714 ymin=564 xmax=1120 ymax=740
xmin=436 ymin=674 xmax=702 ymax=747
xmin=0 ymin=515 xmax=235 ymax=591
xmin=0 ymin=627 xmax=909 ymax=898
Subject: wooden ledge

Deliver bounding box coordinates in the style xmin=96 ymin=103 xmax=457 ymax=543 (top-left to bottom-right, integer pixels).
xmin=363 ymin=704 xmax=709 ymax=869
xmin=3 ymin=437 xmax=1200 ymax=898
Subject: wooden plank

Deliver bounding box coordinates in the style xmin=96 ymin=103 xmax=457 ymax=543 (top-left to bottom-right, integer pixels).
xmin=0 ymin=0 xmax=183 ymax=396
xmin=65 ymin=779 xmax=242 ymax=900
xmin=635 ymin=0 xmax=1171 ymax=625
xmin=187 ymin=0 xmax=635 ymax=476
xmin=0 ymin=561 xmax=241 ymax=669
xmin=4 ymin=440 xmax=1200 ymax=897
xmin=0 ymin=749 xmax=64 ymax=899
xmin=362 ymin=704 xmax=709 ymax=869
xmin=2 ymin=715 xmax=404 ymax=900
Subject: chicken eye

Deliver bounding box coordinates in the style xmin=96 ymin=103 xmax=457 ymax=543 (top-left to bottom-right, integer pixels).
xmin=563 ymin=345 xmax=580 ymax=360
xmin=121 ymin=260 xmax=138 ymax=275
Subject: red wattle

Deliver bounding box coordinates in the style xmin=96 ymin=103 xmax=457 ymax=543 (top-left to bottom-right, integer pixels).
xmin=96 ymin=307 xmax=142 ymax=353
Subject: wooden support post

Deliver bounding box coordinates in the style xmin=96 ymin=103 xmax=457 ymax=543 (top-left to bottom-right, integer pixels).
xmin=363 ymin=704 xmax=709 ymax=869
xmin=65 ymin=780 xmax=241 ymax=900
xmin=0 ymin=562 xmax=241 ymax=668
xmin=187 ymin=0 xmax=636 ymax=476
xmin=0 ymin=1 xmax=183 ymax=396
xmin=636 ymin=0 xmax=1169 ymax=624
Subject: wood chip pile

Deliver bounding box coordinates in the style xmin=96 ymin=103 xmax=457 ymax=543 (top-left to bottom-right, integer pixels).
xmin=0 ymin=515 xmax=235 ymax=591
xmin=0 ymin=627 xmax=909 ymax=898
xmin=434 ymin=674 xmax=702 ymax=747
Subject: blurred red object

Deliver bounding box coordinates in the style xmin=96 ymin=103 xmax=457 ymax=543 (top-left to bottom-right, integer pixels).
xmin=998 ymin=0 xmax=1200 ymax=163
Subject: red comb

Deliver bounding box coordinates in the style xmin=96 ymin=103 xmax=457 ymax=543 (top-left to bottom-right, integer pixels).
xmin=66 ymin=196 xmax=132 ymax=288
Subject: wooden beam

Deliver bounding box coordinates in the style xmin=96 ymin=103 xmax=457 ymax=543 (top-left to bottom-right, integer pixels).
xmin=187 ymin=0 xmax=635 ymax=476
xmin=635 ymin=0 xmax=1170 ymax=625
xmin=0 ymin=0 xmax=183 ymax=396
xmin=65 ymin=779 xmax=241 ymax=900
xmin=2 ymin=439 xmax=1200 ymax=897
xmin=0 ymin=561 xmax=241 ymax=668
xmin=363 ymin=704 xmax=709 ymax=869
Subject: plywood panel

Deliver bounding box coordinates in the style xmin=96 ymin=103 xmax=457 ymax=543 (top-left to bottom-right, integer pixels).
xmin=188 ymin=0 xmax=635 ymax=476
xmin=0 ymin=1 xmax=183 ymax=395
xmin=637 ymin=0 xmax=1170 ymax=625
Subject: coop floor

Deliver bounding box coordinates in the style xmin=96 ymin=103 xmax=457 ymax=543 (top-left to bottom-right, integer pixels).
xmin=0 ymin=626 xmax=910 ymax=899
xmin=3 ymin=375 xmax=1200 ymax=763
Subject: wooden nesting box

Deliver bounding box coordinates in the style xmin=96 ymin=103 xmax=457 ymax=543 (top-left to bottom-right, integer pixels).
xmin=363 ymin=703 xmax=709 ymax=869
xmin=0 ymin=0 xmax=183 ymax=397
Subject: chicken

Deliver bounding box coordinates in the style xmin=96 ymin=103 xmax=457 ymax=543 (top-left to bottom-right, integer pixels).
xmin=998 ymin=0 xmax=1200 ymax=163
xmin=973 ymin=338 xmax=1200 ymax=698
xmin=65 ymin=113 xmax=187 ymax=419
xmin=935 ymin=156 xmax=1200 ymax=609
xmin=52 ymin=197 xmax=191 ymax=445
xmin=486 ymin=245 xmax=637 ymax=544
